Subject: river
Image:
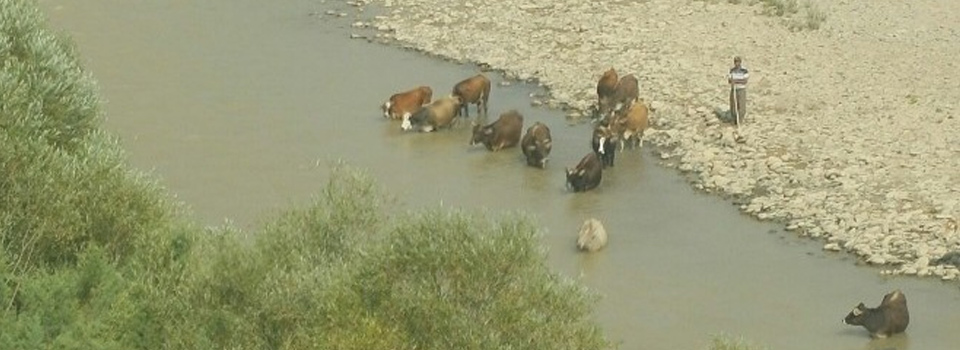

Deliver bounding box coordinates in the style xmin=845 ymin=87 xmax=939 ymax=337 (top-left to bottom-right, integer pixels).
xmin=38 ymin=1 xmax=960 ymax=349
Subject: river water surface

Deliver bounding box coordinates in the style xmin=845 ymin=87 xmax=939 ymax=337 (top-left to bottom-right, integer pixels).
xmin=39 ymin=1 xmax=960 ymax=349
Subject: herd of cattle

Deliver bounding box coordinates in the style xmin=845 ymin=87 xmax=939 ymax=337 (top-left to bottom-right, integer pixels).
xmin=381 ymin=68 xmax=650 ymax=193
xmin=382 ymin=71 xmax=917 ymax=340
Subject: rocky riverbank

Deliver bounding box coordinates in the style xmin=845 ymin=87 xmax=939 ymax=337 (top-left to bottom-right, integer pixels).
xmin=329 ymin=0 xmax=960 ymax=281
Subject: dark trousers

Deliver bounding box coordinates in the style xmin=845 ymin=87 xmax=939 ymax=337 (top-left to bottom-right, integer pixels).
xmin=729 ymin=87 xmax=747 ymax=121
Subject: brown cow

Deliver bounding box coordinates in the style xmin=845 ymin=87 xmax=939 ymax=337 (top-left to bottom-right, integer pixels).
xmin=470 ymin=110 xmax=523 ymax=151
xmin=596 ymin=68 xmax=618 ymax=111
xmin=401 ymin=96 xmax=461 ymax=132
xmin=599 ymin=74 xmax=639 ymax=119
xmin=521 ymin=122 xmax=552 ymax=168
xmin=452 ymin=74 xmax=491 ymax=117
xmin=843 ymin=289 xmax=910 ymax=339
xmin=609 ymin=100 xmax=650 ymax=151
xmin=566 ymin=152 xmax=602 ymax=192
xmin=381 ymin=86 xmax=432 ymax=120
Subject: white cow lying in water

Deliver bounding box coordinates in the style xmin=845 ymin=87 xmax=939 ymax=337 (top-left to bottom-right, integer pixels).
xmin=577 ymin=218 xmax=607 ymax=252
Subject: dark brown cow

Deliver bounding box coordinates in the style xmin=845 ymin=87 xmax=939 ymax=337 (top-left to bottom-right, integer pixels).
xmin=596 ymin=68 xmax=618 ymax=111
xmin=521 ymin=122 xmax=552 ymax=168
xmin=566 ymin=152 xmax=602 ymax=192
xmin=381 ymin=85 xmax=432 ymax=120
xmin=843 ymin=289 xmax=910 ymax=339
xmin=401 ymin=96 xmax=461 ymax=132
xmin=599 ymin=74 xmax=639 ymax=119
xmin=609 ymin=99 xmax=650 ymax=151
xmin=470 ymin=110 xmax=523 ymax=151
xmin=452 ymin=74 xmax=491 ymax=117
xmin=591 ymin=123 xmax=617 ymax=168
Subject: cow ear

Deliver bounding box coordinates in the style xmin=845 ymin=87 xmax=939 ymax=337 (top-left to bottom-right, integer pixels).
xmin=484 ymin=128 xmax=493 ymax=135
xmin=578 ymin=169 xmax=586 ymax=176
xmin=851 ymin=304 xmax=864 ymax=316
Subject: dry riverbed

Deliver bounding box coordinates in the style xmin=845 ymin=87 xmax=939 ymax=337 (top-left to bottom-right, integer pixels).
xmin=324 ymin=0 xmax=960 ymax=281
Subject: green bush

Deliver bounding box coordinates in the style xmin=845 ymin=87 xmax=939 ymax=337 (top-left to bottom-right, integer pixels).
xmin=350 ymin=209 xmax=609 ymax=350
xmin=0 ymin=0 xmax=101 ymax=152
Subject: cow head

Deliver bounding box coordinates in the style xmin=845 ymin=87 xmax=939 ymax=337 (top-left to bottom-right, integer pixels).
xmin=401 ymin=113 xmax=413 ymax=131
xmin=593 ymin=125 xmax=617 ymax=155
xmin=381 ymin=101 xmax=392 ymax=119
xmin=532 ymin=139 xmax=552 ymax=168
xmin=842 ymin=303 xmax=869 ymax=326
xmin=470 ymin=122 xmax=493 ymax=146
xmin=401 ymin=107 xmax=426 ymax=131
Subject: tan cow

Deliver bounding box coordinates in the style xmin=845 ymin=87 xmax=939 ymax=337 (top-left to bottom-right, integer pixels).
xmin=381 ymin=86 xmax=432 ymax=120
xmin=609 ymin=99 xmax=650 ymax=151
xmin=577 ymin=218 xmax=608 ymax=252
xmin=452 ymin=74 xmax=491 ymax=117
xmin=401 ymin=96 xmax=461 ymax=132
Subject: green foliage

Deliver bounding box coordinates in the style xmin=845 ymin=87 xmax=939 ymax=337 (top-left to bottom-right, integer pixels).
xmin=0 ymin=0 xmax=101 ymax=152
xmin=352 ymin=210 xmax=609 ymax=350
xmin=0 ymin=0 xmax=181 ymax=272
xmin=257 ymin=162 xmax=389 ymax=271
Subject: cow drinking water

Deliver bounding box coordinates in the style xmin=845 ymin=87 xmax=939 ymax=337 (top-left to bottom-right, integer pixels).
xmin=382 ymin=85 xmax=432 ymax=120
xmin=401 ymin=96 xmax=461 ymax=132
xmin=521 ymin=122 xmax=552 ymax=168
xmin=470 ymin=110 xmax=523 ymax=151
xmin=566 ymin=152 xmax=602 ymax=192
xmin=842 ymin=289 xmax=910 ymax=338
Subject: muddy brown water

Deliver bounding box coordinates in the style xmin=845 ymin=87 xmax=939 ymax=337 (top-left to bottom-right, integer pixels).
xmin=39 ymin=1 xmax=960 ymax=349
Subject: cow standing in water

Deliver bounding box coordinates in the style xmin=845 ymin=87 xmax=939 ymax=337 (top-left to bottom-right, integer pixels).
xmin=452 ymin=74 xmax=491 ymax=117
xmin=401 ymin=96 xmax=461 ymax=132
xmin=470 ymin=110 xmax=523 ymax=152
xmin=521 ymin=122 xmax=552 ymax=168
xmin=609 ymin=99 xmax=650 ymax=151
xmin=381 ymin=85 xmax=432 ymax=120
xmin=566 ymin=152 xmax=602 ymax=192
xmin=591 ymin=124 xmax=617 ymax=168
xmin=843 ymin=289 xmax=910 ymax=338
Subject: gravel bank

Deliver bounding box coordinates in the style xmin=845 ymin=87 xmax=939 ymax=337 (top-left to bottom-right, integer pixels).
xmin=334 ymin=0 xmax=960 ymax=281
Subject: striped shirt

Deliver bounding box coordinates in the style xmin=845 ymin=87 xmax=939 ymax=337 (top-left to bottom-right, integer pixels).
xmin=729 ymin=66 xmax=749 ymax=90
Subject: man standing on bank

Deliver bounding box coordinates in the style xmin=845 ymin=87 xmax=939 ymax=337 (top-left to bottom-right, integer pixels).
xmin=728 ymin=56 xmax=749 ymax=126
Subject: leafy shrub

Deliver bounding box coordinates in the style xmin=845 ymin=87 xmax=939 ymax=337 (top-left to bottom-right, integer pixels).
xmin=0 ymin=0 xmax=101 ymax=152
